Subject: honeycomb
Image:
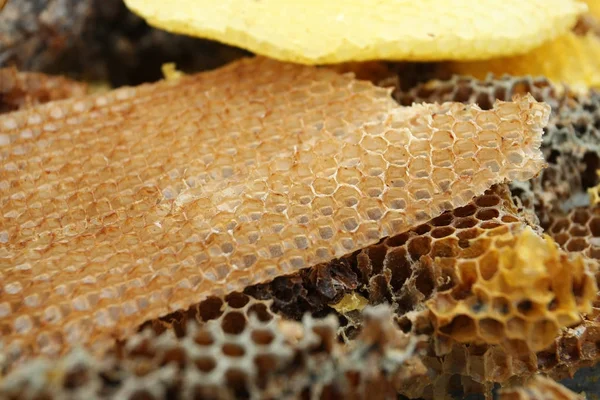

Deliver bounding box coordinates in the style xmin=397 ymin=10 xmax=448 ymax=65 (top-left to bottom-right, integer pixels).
xmin=0 ymin=183 xmax=595 ymax=399
xmin=542 ymin=206 xmax=600 ymax=262
xmin=428 ymin=225 xmax=596 ymax=353
xmin=247 ymin=184 xmax=532 ymax=328
xmin=394 ymin=74 xmax=559 ymax=110
xmin=0 ymin=68 xmax=88 ymax=114
xmin=123 ymin=0 xmax=586 ymax=64
xmin=0 ymin=57 xmax=550 ymax=364
xmin=248 ymin=185 xmax=598 ymax=399
xmin=395 ymin=74 xmax=600 ymax=220
xmin=498 ymin=375 xmax=585 ymax=400
xmin=0 ymin=295 xmax=425 ymax=400
xmin=249 ymin=183 xmax=597 ymax=352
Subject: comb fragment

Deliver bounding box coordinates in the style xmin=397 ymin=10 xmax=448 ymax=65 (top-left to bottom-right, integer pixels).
xmin=0 ymin=57 xmax=548 ymax=364
xmin=123 ymin=0 xmax=586 ymax=64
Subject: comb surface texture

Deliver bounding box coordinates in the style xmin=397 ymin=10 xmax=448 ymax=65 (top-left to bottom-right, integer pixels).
xmin=0 ymin=57 xmax=548 ymax=363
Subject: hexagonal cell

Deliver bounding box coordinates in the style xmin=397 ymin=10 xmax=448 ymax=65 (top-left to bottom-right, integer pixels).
xmin=221 ymin=312 xmax=247 ymax=335
xmin=431 ymin=226 xmax=456 ymax=239
xmin=566 ymin=238 xmax=588 ymax=253
xmin=407 ymin=236 xmax=433 ymax=260
xmin=222 ymin=343 xmax=246 ymax=358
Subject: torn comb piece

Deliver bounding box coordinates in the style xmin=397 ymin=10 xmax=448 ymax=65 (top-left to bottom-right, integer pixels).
xmin=428 ymin=226 xmax=597 ymax=353
xmin=123 ymin=0 xmax=586 ymax=64
xmin=0 ymin=57 xmax=548 ymax=365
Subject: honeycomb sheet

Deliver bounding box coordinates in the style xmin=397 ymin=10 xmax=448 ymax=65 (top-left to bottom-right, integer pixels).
xmin=447 ymin=29 xmax=600 ymax=94
xmin=0 ymin=57 xmax=549 ymax=364
xmin=395 ymin=74 xmax=600 ymax=222
xmin=123 ymin=0 xmax=586 ymax=64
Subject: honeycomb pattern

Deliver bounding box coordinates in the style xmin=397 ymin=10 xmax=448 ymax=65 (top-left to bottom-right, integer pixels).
xmin=394 ymin=74 xmax=559 ymax=110
xmin=247 ymin=185 xmax=530 ymax=333
xmin=498 ymin=375 xmax=585 ymax=400
xmin=247 ymin=185 xmax=598 ymax=398
xmin=0 ymin=68 xmax=88 ymax=114
xmin=428 ymin=226 xmax=596 ymax=353
xmin=0 ymin=57 xmax=549 ymax=364
xmin=249 ymin=184 xmax=597 ymax=354
xmin=394 ymin=74 xmax=600 ymax=220
xmin=0 ymin=296 xmax=424 ymax=400
xmin=543 ymin=206 xmax=600 ymax=262
xmin=0 ymin=184 xmax=595 ymax=399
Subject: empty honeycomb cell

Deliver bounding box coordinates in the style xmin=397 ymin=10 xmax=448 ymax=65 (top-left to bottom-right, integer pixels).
xmin=0 ymin=57 xmax=550 ymax=363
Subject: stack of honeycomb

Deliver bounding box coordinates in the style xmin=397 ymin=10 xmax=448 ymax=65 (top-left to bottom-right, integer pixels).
xmin=4 ymin=4 xmax=600 ymax=393
xmin=392 ymin=73 xmax=600 ymax=397
xmin=249 ymin=184 xmax=598 ymax=399
xmin=0 ymin=183 xmax=596 ymax=399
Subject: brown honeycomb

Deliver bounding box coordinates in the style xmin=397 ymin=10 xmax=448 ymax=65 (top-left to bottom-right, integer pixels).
xmin=0 ymin=68 xmax=88 ymax=114
xmin=0 ymin=57 xmax=549 ymax=364
xmin=498 ymin=375 xmax=585 ymax=400
xmin=543 ymin=206 xmax=600 ymax=262
xmin=394 ymin=74 xmax=600 ymax=220
xmin=391 ymin=74 xmax=600 ymax=397
xmin=0 ymin=295 xmax=425 ymax=400
xmin=394 ymin=74 xmax=559 ymax=111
